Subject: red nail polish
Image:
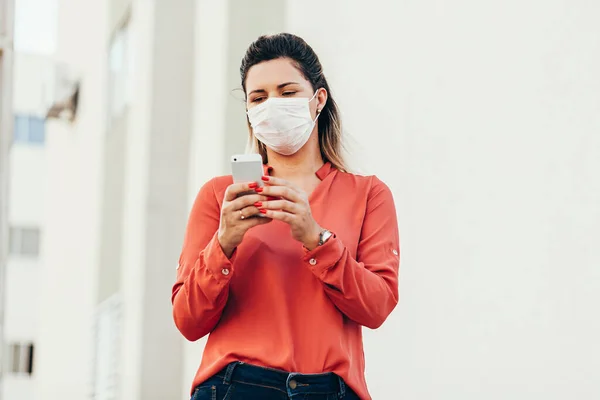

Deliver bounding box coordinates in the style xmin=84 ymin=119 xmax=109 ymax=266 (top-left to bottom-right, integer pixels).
xmin=255 ymin=187 xmax=263 ymax=193
xmin=261 ymin=176 xmax=270 ymax=181
xmin=248 ymin=182 xmax=258 ymax=189
xmin=254 ymin=202 xmax=262 ymax=207
xmin=259 ymin=209 xmax=267 ymax=214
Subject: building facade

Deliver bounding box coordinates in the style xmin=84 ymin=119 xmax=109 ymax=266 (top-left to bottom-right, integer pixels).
xmin=0 ymin=0 xmax=15 ymax=398
xmin=1 ymin=51 xmax=54 ymax=400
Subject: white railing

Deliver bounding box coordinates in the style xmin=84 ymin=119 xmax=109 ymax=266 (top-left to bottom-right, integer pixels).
xmin=91 ymin=294 xmax=122 ymax=400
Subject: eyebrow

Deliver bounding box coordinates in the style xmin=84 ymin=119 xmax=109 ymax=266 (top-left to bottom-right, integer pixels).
xmin=248 ymin=82 xmax=300 ymax=96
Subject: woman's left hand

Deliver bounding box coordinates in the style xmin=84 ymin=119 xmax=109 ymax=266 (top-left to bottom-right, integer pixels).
xmin=255 ymin=176 xmax=322 ymax=250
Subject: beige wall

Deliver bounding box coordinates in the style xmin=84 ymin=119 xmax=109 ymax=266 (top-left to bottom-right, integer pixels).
xmin=287 ymin=1 xmax=600 ymax=399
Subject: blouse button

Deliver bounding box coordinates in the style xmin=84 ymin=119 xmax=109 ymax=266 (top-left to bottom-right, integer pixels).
xmin=309 ymin=258 xmax=317 ymax=266
xmin=392 ymin=249 xmax=399 ymax=256
xmin=221 ymin=268 xmax=230 ymax=276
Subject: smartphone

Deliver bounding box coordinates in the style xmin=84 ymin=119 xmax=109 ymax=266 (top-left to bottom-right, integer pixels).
xmin=231 ymin=153 xmax=264 ymax=197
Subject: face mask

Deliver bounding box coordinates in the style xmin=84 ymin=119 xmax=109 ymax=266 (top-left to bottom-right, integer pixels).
xmin=247 ymin=91 xmax=320 ymax=156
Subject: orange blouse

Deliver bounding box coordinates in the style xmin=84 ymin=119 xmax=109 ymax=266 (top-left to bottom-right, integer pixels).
xmin=172 ymin=162 xmax=400 ymax=400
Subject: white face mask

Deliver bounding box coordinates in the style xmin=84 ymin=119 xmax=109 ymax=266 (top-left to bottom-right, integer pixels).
xmin=247 ymin=91 xmax=319 ymax=156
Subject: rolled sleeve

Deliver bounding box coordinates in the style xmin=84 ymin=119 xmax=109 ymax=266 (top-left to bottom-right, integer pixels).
xmin=202 ymin=232 xmax=237 ymax=286
xmin=303 ymin=234 xmax=344 ymax=280
xmin=301 ymin=176 xmax=399 ymax=329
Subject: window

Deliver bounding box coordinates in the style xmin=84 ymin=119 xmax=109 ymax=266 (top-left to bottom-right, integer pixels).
xmin=108 ymin=22 xmax=132 ymax=121
xmin=13 ymin=115 xmax=46 ymax=144
xmin=5 ymin=342 xmax=35 ymax=375
xmin=9 ymin=226 xmax=41 ymax=257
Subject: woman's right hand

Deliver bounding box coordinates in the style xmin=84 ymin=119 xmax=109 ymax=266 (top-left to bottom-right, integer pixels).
xmin=217 ymin=182 xmax=272 ymax=258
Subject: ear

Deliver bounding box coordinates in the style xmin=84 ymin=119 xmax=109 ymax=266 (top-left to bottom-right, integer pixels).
xmin=316 ymin=87 xmax=328 ymax=114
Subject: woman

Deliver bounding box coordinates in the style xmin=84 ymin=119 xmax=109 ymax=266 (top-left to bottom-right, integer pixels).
xmin=172 ymin=33 xmax=400 ymax=400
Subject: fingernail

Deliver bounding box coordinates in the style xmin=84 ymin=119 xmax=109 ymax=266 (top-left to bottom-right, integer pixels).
xmin=255 ymin=187 xmax=263 ymax=193
xmin=259 ymin=209 xmax=267 ymax=214
xmin=248 ymin=182 xmax=258 ymax=189
xmin=261 ymin=176 xmax=270 ymax=181
xmin=254 ymin=202 xmax=262 ymax=207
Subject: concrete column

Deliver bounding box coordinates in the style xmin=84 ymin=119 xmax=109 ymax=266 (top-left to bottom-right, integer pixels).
xmin=222 ymin=0 xmax=287 ymax=171
xmin=120 ymin=1 xmax=194 ymax=398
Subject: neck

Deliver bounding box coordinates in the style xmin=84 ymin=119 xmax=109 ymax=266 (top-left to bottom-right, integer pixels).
xmin=266 ymin=135 xmax=324 ymax=180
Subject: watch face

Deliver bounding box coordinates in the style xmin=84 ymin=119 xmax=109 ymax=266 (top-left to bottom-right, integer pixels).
xmin=320 ymin=230 xmax=333 ymax=245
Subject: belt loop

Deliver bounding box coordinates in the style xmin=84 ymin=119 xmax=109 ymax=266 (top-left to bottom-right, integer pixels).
xmin=338 ymin=376 xmax=346 ymax=398
xmin=223 ymin=362 xmax=239 ymax=385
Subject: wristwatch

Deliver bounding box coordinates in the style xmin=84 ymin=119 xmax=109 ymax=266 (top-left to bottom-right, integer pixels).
xmin=318 ymin=229 xmax=333 ymax=246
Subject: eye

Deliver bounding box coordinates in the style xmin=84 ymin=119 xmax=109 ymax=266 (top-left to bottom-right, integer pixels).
xmin=282 ymin=91 xmax=296 ymax=96
xmin=251 ymin=96 xmax=266 ymax=103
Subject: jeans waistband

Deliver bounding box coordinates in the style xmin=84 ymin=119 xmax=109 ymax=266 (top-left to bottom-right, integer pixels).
xmin=215 ymin=361 xmax=347 ymax=398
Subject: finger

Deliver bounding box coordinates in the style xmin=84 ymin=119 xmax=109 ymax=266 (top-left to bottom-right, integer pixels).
xmin=257 ymin=185 xmax=302 ymax=203
xmin=237 ymin=205 xmax=262 ymax=220
xmin=225 ymin=182 xmax=260 ymax=201
xmin=256 ymin=199 xmax=298 ymax=213
xmin=247 ymin=214 xmax=273 ymax=227
xmin=230 ymin=194 xmax=269 ymax=211
xmin=260 ymin=209 xmax=295 ymax=223
xmin=261 ymin=175 xmax=301 ymax=192
xmin=238 ymin=204 xmax=278 ymax=221
xmin=234 ymin=213 xmax=272 ymax=229
xmin=261 ymin=175 xmax=304 ymax=198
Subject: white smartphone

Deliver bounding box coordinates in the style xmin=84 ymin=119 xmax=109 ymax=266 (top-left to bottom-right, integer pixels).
xmin=231 ymin=153 xmax=264 ymax=196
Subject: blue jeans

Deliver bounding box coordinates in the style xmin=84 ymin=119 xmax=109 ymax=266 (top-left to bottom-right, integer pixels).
xmin=191 ymin=362 xmax=361 ymax=400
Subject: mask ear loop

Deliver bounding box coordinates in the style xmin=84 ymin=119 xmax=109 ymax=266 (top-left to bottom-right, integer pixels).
xmin=314 ymin=101 xmax=322 ymax=123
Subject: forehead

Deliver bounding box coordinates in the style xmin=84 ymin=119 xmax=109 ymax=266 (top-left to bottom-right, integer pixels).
xmin=245 ymin=58 xmax=310 ymax=91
